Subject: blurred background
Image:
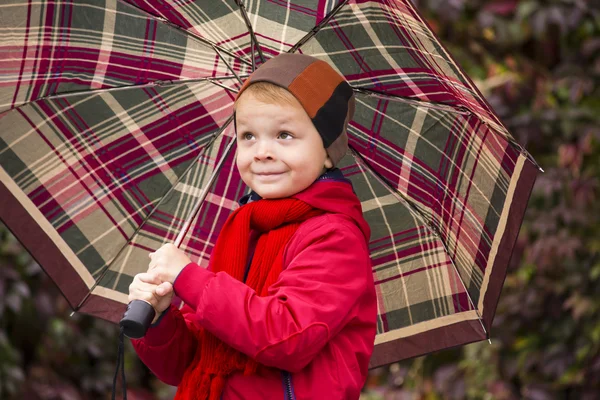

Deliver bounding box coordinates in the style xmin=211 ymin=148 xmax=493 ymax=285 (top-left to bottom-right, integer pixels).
xmin=1 ymin=0 xmax=598 ymax=399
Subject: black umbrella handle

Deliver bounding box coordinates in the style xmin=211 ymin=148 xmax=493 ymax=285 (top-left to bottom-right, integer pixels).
xmin=119 ymin=300 xmax=156 ymax=339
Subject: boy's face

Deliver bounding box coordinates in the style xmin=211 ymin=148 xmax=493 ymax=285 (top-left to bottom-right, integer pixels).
xmin=235 ymin=92 xmax=333 ymax=199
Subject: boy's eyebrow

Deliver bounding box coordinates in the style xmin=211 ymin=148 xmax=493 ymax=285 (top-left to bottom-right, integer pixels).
xmin=237 ymin=116 xmax=295 ymax=126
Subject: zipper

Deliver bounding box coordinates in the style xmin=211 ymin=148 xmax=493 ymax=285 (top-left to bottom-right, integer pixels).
xmin=282 ymin=371 xmax=296 ymax=400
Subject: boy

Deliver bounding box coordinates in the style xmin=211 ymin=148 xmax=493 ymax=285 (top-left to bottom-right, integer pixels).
xmin=128 ymin=53 xmax=377 ymax=399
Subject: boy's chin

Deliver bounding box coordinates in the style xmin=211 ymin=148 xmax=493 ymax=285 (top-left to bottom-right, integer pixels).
xmin=252 ymin=185 xmax=303 ymax=200
xmin=247 ymin=177 xmax=316 ymax=199
xmin=252 ymin=189 xmax=287 ymax=199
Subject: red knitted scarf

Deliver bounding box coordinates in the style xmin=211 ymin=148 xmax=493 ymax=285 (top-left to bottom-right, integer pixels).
xmin=174 ymin=197 xmax=323 ymax=400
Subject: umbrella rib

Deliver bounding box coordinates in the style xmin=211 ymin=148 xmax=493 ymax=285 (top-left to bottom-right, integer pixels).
xmin=251 ymin=28 xmax=256 ymax=72
xmin=234 ymin=0 xmax=266 ymax=64
xmin=209 ymin=80 xmax=240 ymax=94
xmin=350 ymin=146 xmax=489 ymax=339
xmin=174 ymin=137 xmax=237 ymax=247
xmin=10 ymin=75 xmax=248 ymax=110
xmin=353 ymin=87 xmax=472 ymax=115
xmin=72 ymin=116 xmax=234 ymax=313
xmin=118 ymin=0 xmax=252 ymax=68
xmin=354 ymin=88 xmax=543 ymax=172
xmin=289 ymin=0 xmax=350 ymax=53
xmin=212 ymin=46 xmax=244 ymax=87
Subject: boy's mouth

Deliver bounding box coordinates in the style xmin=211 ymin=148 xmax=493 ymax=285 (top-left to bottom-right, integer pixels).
xmin=253 ymin=171 xmax=285 ymax=181
xmin=254 ymin=171 xmax=284 ymax=176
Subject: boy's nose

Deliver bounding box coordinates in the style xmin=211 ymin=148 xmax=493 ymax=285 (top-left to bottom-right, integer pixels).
xmin=254 ymin=140 xmax=274 ymax=161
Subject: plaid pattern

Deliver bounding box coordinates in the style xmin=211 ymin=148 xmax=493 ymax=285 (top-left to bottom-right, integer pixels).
xmin=337 ymin=153 xmax=477 ymax=332
xmin=0 ymin=0 xmax=537 ymax=366
xmin=1 ymin=79 xmax=234 ymax=280
xmin=0 ymin=0 xmax=250 ymax=112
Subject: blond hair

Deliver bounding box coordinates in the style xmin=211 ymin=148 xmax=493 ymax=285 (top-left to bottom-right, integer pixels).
xmin=234 ymin=82 xmax=298 ymax=110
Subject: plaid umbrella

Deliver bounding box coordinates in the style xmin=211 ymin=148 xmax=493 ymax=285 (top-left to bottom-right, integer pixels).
xmin=0 ymin=0 xmax=539 ymax=368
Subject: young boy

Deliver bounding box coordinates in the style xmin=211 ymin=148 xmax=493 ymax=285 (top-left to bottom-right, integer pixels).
xmin=128 ymin=53 xmax=377 ymax=400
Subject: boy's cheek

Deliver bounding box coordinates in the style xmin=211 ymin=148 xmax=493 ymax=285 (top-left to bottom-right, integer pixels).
xmin=235 ymin=151 xmax=248 ymax=170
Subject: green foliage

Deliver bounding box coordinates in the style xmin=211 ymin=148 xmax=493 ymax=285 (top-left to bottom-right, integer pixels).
xmin=1 ymin=0 xmax=599 ymax=399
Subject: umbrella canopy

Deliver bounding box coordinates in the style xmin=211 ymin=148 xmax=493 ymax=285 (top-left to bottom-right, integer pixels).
xmin=0 ymin=0 xmax=539 ymax=368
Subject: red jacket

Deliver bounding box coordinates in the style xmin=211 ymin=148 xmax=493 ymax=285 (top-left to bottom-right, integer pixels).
xmin=132 ymin=179 xmax=377 ymax=399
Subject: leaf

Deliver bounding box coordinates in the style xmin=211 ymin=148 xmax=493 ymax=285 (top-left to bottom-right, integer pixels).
xmin=5 ymin=292 xmax=21 ymax=313
xmin=590 ymin=263 xmax=600 ymax=281
xmin=516 ymin=1 xmax=538 ymax=20
xmin=13 ymin=281 xmax=30 ymax=298
xmin=522 ymin=384 xmax=554 ymax=400
xmin=563 ymin=294 xmax=594 ymax=320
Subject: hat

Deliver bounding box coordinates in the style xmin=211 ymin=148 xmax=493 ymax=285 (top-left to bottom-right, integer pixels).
xmin=235 ymin=53 xmax=355 ymax=166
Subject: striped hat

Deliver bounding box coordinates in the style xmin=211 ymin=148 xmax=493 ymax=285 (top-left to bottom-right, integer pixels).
xmin=235 ymin=53 xmax=355 ymax=167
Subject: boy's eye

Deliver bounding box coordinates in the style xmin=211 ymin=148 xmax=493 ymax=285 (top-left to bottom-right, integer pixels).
xmin=279 ymin=132 xmax=293 ymax=140
xmin=241 ymin=132 xmax=254 ymax=140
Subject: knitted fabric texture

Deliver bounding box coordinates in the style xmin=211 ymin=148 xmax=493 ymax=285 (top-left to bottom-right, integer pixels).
xmin=235 ymin=53 xmax=355 ymax=166
xmin=174 ymin=198 xmax=323 ymax=400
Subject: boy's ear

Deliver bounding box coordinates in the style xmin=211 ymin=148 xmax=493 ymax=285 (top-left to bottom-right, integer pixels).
xmin=324 ymin=156 xmax=334 ymax=169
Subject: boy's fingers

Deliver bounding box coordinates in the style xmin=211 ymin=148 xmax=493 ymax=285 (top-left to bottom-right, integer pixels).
xmin=129 ymin=291 xmax=163 ymax=306
xmin=129 ymin=280 xmax=158 ymax=293
xmin=128 ymin=282 xmax=160 ymax=303
xmin=136 ymin=272 xmax=161 ymax=285
xmin=155 ymin=282 xmax=173 ymax=296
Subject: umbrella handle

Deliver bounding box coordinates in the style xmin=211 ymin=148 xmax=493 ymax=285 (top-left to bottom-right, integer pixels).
xmin=119 ymin=300 xmax=156 ymax=339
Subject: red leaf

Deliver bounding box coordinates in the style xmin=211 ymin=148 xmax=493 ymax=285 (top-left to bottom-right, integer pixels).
xmin=483 ymin=0 xmax=518 ymax=16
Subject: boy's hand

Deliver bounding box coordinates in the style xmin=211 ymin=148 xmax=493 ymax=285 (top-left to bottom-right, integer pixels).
xmin=128 ymin=272 xmax=174 ymax=323
xmin=148 ymin=243 xmax=192 ymax=284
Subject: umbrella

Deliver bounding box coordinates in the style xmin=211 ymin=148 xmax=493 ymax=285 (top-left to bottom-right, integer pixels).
xmin=0 ymin=0 xmax=540 ymax=369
